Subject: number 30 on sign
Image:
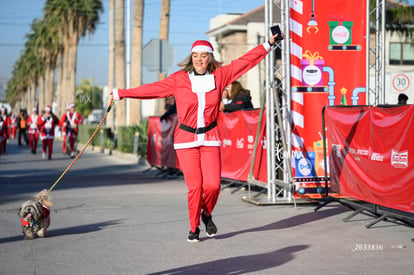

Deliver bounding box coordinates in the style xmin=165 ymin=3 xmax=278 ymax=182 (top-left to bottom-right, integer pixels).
xmin=392 ymin=73 xmax=410 ymax=92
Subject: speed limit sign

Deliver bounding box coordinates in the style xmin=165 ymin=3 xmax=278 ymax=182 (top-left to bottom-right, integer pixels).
xmin=392 ymin=74 xmax=410 ymax=92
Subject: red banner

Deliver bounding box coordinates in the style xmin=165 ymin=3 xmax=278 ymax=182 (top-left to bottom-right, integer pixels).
xmin=218 ymin=110 xmax=267 ymax=182
xmin=147 ymin=115 xmax=179 ymax=169
xmin=146 ymin=110 xmax=267 ymax=182
xmin=289 ymin=0 xmax=367 ymax=196
xmin=327 ymin=106 xmax=414 ymax=213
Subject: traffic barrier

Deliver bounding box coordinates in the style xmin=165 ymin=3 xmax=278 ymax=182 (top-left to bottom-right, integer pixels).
xmin=326 ymin=105 xmax=414 ymax=214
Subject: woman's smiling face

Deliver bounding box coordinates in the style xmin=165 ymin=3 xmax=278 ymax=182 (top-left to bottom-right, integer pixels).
xmin=191 ymin=52 xmax=210 ymax=74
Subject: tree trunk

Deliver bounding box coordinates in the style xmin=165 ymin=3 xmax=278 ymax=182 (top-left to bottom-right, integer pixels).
xmin=56 ymin=54 xmax=65 ymax=115
xmin=106 ymin=0 xmax=116 ymax=129
xmin=44 ymin=66 xmax=54 ymax=108
xmin=115 ymin=0 xmax=126 ymax=128
xmin=38 ymin=75 xmax=45 ymax=112
xmin=65 ymin=34 xmax=79 ymax=108
xmin=129 ymin=0 xmax=144 ymax=125
xmin=29 ymin=84 xmax=36 ymax=110
xmin=154 ymin=0 xmax=170 ymax=115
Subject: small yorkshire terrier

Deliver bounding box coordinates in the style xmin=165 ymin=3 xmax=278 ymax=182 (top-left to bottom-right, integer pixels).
xmin=18 ymin=189 xmax=53 ymax=240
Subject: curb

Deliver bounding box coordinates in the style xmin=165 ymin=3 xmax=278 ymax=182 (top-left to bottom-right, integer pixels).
xmin=77 ymin=142 xmax=149 ymax=165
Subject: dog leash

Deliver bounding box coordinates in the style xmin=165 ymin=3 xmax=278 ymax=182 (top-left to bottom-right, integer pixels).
xmin=48 ymin=99 xmax=115 ymax=193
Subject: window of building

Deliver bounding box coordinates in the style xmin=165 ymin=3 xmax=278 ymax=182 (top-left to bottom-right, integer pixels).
xmin=389 ymin=42 xmax=414 ymax=65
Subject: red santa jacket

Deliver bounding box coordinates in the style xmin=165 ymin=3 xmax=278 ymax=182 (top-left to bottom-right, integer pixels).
xmin=38 ymin=114 xmax=59 ymax=140
xmin=114 ymin=42 xmax=271 ymax=149
xmin=0 ymin=119 xmax=5 ymax=142
xmin=0 ymin=115 xmax=10 ymax=139
xmin=27 ymin=114 xmax=39 ymax=134
xmin=59 ymin=111 xmax=83 ymax=138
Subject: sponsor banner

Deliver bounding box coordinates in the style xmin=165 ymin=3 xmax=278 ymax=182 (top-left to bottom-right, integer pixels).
xmin=289 ymin=0 xmax=367 ymax=196
xmin=218 ymin=110 xmax=267 ymax=182
xmin=327 ymin=106 xmax=414 ymax=213
xmin=146 ymin=110 xmax=267 ymax=182
xmin=147 ymin=115 xmax=179 ymax=169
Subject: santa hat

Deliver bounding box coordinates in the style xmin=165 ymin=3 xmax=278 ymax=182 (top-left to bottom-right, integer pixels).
xmin=45 ymin=105 xmax=52 ymax=112
xmin=66 ymin=103 xmax=75 ymax=109
xmin=32 ymin=107 xmax=37 ymax=112
xmin=191 ymin=40 xmax=214 ymax=53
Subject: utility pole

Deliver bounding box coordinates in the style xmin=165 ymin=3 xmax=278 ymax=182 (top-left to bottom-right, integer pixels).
xmin=155 ymin=0 xmax=170 ymax=115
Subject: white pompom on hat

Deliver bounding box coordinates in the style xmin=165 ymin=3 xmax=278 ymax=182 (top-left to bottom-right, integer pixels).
xmin=191 ymin=40 xmax=214 ymax=53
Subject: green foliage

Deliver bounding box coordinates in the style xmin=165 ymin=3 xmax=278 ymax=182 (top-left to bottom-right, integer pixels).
xmin=116 ymin=120 xmax=148 ymax=157
xmin=78 ymin=124 xmax=113 ymax=148
xmin=117 ymin=126 xmax=136 ymax=153
xmin=135 ymin=120 xmax=149 ymax=157
xmin=75 ymin=78 xmax=103 ymax=118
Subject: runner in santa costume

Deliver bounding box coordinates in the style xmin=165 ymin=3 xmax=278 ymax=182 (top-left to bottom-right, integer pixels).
xmin=27 ymin=107 xmax=40 ymax=154
xmin=59 ymin=103 xmax=83 ymax=158
xmin=0 ymin=115 xmax=6 ymax=158
xmin=38 ymin=105 xmax=59 ymax=160
xmin=0 ymin=107 xmax=10 ymax=153
xmin=10 ymin=114 xmax=17 ymax=139
xmin=111 ymin=34 xmax=280 ymax=242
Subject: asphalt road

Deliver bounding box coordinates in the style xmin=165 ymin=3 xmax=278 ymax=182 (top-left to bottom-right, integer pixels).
xmin=0 ymin=137 xmax=413 ymax=275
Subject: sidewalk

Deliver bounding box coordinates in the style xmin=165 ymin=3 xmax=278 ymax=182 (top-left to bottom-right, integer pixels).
xmin=0 ymin=138 xmax=413 ymax=275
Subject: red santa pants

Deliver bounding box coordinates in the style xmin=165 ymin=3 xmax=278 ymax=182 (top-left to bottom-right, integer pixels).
xmin=11 ymin=127 xmax=17 ymax=139
xmin=29 ymin=131 xmax=39 ymax=152
xmin=42 ymin=138 xmax=53 ymax=159
xmin=176 ymin=146 xmax=221 ymax=232
xmin=63 ymin=134 xmax=76 ymax=153
xmin=62 ymin=134 xmax=67 ymax=153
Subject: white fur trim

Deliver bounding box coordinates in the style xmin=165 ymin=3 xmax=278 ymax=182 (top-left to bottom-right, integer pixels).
xmin=112 ymin=88 xmax=120 ymax=101
xmin=191 ymin=45 xmax=213 ymax=53
xmin=174 ymin=140 xmax=221 ymax=149
xmin=263 ymin=42 xmax=272 ymax=52
xmin=188 ymin=73 xmax=215 ymax=93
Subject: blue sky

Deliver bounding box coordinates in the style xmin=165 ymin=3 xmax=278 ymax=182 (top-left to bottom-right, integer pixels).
xmin=1 ymin=0 xmax=414 ymax=88
xmin=0 ymin=0 xmax=265 ymax=87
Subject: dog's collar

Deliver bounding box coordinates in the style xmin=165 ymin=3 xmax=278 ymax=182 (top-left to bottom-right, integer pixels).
xmin=21 ymin=218 xmax=37 ymax=227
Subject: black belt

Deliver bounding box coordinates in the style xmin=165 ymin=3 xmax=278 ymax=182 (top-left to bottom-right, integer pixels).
xmin=179 ymin=121 xmax=217 ymax=134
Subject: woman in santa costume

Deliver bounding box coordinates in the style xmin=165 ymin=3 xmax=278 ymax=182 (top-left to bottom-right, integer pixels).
xmin=38 ymin=105 xmax=59 ymax=160
xmin=0 ymin=107 xmax=10 ymax=153
xmin=0 ymin=114 xmax=6 ymax=158
xmin=111 ymin=33 xmax=280 ymax=242
xmin=9 ymin=113 xmax=17 ymax=139
xmin=27 ymin=107 xmax=40 ymax=154
xmin=59 ymin=103 xmax=84 ymax=158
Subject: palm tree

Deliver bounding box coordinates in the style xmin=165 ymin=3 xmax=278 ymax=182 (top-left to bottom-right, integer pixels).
xmin=129 ymin=0 xmax=144 ymax=125
xmin=115 ymin=0 xmax=126 ymax=127
xmin=30 ymin=18 xmax=61 ymax=111
xmin=44 ymin=0 xmax=103 ymax=114
xmin=21 ymin=26 xmax=44 ymax=110
xmin=106 ymin=0 xmax=115 ymax=129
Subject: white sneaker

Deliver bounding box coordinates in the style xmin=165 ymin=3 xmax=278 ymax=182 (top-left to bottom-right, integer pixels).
xmin=42 ymin=153 xmax=46 ymax=159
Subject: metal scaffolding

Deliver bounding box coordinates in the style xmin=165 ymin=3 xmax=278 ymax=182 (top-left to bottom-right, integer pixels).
xmin=245 ymin=0 xmax=384 ymax=205
xmin=245 ymin=0 xmax=294 ymax=205
xmin=367 ymin=0 xmax=386 ymax=105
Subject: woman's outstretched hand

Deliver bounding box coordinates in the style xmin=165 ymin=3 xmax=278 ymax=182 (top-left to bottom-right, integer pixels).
xmin=269 ymin=32 xmax=284 ymax=45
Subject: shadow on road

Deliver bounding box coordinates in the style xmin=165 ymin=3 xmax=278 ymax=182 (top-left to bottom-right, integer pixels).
xmin=148 ymin=245 xmax=310 ymax=275
xmin=0 ymin=220 xmax=121 ymax=244
xmin=213 ymin=206 xmax=348 ymax=240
